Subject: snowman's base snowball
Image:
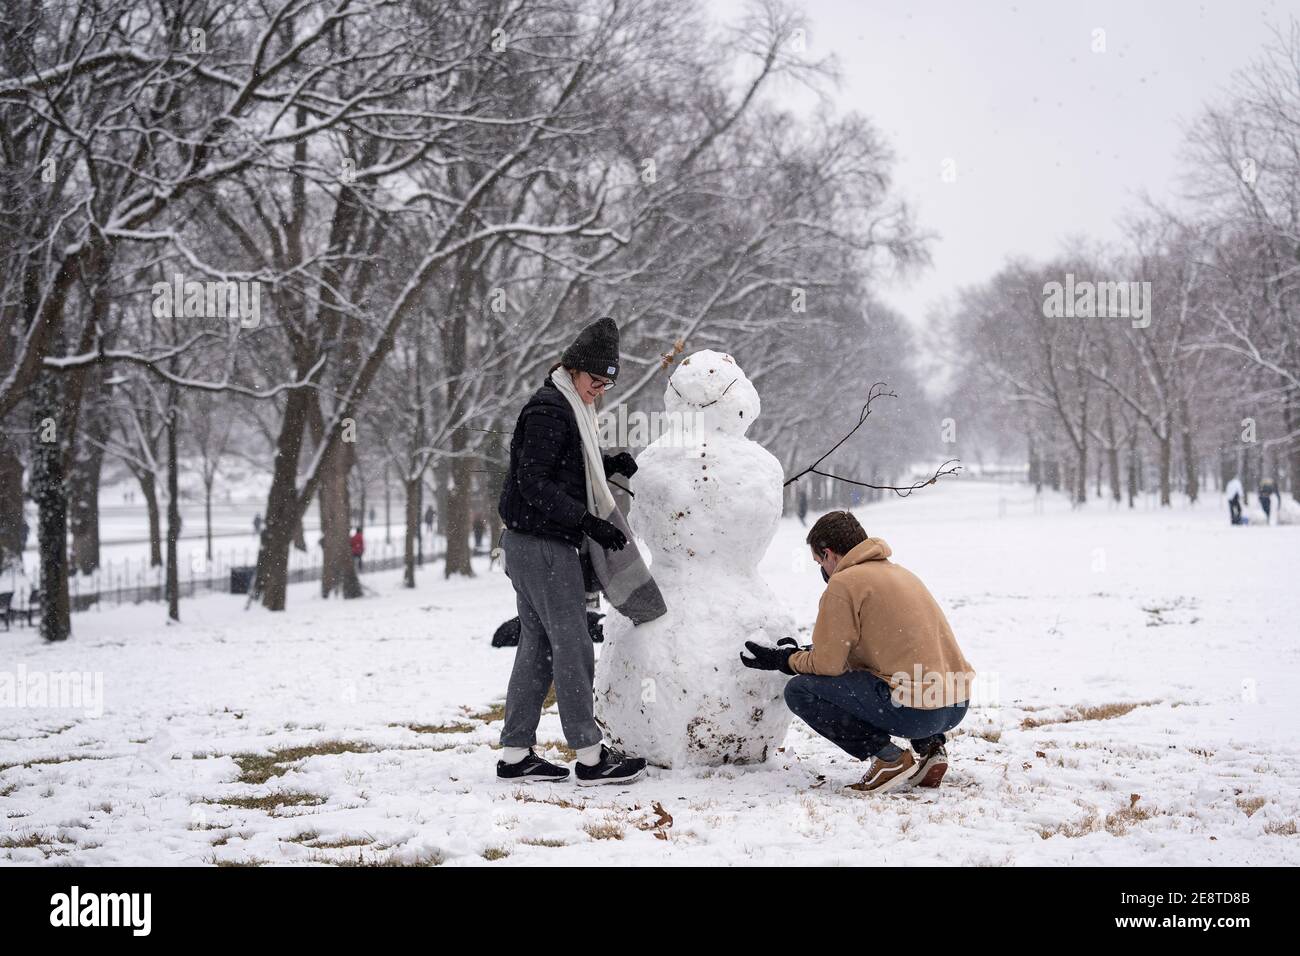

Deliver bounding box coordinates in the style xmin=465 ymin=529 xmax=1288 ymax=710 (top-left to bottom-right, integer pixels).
xmin=593 ymin=583 xmax=795 ymax=769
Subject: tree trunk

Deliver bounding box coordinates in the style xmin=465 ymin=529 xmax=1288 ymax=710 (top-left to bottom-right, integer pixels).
xmin=1074 ymin=441 xmax=1088 ymax=506
xmin=444 ymin=452 xmax=475 ymax=578
xmin=1178 ymin=396 xmax=1197 ymax=503
xmin=204 ymin=478 xmax=214 ymax=561
xmin=384 ymin=465 xmax=392 ymax=545
xmin=137 ymin=470 xmax=162 ymax=567
xmin=165 ymin=398 xmax=180 ymax=622
xmin=1284 ymin=391 xmax=1300 ymax=505
xmin=403 ymin=476 xmax=420 ymax=588
xmin=256 ymin=387 xmax=312 ymax=611
xmin=1157 ymin=423 xmax=1172 ymax=507
xmin=68 ymin=434 xmax=104 ymax=575
xmin=1028 ymin=433 xmax=1041 ymax=492
xmin=0 ymin=436 xmax=23 ymax=572
xmin=1126 ymin=431 xmax=1139 ymax=508
xmin=1237 ymin=444 xmax=1248 ymax=509
xmin=1104 ymin=409 xmax=1121 ymax=503
xmin=31 ymin=370 xmax=70 ymax=641
xmin=318 ymin=440 xmax=362 ymax=599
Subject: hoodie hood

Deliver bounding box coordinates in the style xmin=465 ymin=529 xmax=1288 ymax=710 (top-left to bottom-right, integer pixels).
xmin=832 ymin=537 xmax=892 ymax=575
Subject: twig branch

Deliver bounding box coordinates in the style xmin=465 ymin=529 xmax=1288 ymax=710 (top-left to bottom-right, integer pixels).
xmin=782 ymin=383 xmax=960 ymax=496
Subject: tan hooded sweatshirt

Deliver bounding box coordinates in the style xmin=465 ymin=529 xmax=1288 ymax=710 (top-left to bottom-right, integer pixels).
xmin=787 ymin=537 xmax=975 ymax=708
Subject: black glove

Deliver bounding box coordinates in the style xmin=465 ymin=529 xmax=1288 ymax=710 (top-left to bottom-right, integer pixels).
xmin=740 ymin=640 xmax=796 ymax=675
xmin=777 ymin=637 xmax=812 ymax=652
xmin=581 ymin=513 xmax=627 ymax=551
xmin=607 ymin=452 xmax=638 ymax=478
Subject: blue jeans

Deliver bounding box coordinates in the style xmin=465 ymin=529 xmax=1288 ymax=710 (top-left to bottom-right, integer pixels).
xmin=784 ymin=671 xmax=969 ymax=762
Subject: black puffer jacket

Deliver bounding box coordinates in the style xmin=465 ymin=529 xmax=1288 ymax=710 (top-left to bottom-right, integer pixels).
xmin=498 ymin=374 xmax=619 ymax=548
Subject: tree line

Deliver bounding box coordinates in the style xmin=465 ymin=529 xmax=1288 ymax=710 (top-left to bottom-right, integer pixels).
xmin=938 ymin=23 xmax=1300 ymax=510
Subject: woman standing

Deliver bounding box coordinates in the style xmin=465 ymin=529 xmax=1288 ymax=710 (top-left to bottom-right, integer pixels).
xmin=496 ymin=317 xmax=650 ymax=785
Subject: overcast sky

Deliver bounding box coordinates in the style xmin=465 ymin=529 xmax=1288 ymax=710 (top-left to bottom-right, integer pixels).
xmin=709 ymin=0 xmax=1294 ymax=329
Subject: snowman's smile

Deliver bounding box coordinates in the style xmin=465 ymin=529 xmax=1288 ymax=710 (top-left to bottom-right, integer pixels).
xmin=669 ymin=376 xmax=738 ymax=408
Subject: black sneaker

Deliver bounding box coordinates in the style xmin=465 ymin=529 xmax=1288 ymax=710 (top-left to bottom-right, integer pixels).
xmin=574 ymin=745 xmax=647 ymax=787
xmin=497 ymin=749 xmax=570 ymax=783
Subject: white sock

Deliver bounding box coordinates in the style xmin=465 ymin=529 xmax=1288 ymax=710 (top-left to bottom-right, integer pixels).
xmin=501 ymin=747 xmax=530 ymax=764
xmin=576 ymin=743 xmax=604 ymax=767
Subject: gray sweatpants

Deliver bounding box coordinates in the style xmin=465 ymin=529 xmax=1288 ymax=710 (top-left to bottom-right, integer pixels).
xmin=499 ymin=529 xmax=603 ymax=751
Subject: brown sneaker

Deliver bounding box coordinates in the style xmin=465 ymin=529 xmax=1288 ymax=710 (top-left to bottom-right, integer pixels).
xmin=910 ymin=745 xmax=948 ymax=789
xmin=846 ymin=750 xmax=917 ymax=794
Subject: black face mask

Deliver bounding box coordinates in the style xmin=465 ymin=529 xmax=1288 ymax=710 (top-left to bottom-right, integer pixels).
xmin=820 ymin=567 xmax=830 ymax=584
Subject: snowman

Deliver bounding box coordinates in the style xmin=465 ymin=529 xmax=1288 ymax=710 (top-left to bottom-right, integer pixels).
xmin=593 ymin=349 xmax=794 ymax=768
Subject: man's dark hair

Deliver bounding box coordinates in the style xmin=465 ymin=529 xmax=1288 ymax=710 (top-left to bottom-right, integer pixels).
xmin=806 ymin=510 xmax=867 ymax=556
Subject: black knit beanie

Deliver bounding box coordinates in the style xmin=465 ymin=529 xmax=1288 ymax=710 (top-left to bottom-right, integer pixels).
xmin=560 ymin=317 xmax=620 ymax=380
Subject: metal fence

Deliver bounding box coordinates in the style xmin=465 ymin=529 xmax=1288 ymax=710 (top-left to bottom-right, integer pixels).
xmin=6 ymin=539 xmax=461 ymax=620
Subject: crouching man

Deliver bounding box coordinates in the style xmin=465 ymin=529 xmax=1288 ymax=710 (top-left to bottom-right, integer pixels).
xmin=741 ymin=511 xmax=975 ymax=794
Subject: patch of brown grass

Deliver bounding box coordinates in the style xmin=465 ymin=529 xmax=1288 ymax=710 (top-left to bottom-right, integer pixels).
xmin=0 ymin=830 xmax=77 ymax=850
xmin=512 ymin=789 xmax=585 ymax=810
xmin=306 ymin=836 xmax=375 ymax=849
xmin=0 ymin=754 xmax=113 ymax=773
xmin=519 ymin=837 xmax=568 ymax=848
xmin=1104 ymin=800 xmax=1157 ymax=836
xmin=1264 ymin=819 xmax=1297 ymax=836
xmin=1021 ymin=701 xmax=1157 ymax=730
xmin=1237 ymin=796 xmax=1266 ymax=817
xmin=469 ymin=702 xmax=507 ymax=723
xmin=482 ymin=847 xmax=511 ymax=861
xmin=1037 ymin=810 xmax=1101 ymax=840
xmin=310 ymin=848 xmax=444 ymax=866
xmin=202 ymin=791 xmax=325 ymax=813
xmin=539 ymin=741 xmax=578 ymax=762
xmin=583 ymin=819 xmax=625 ymax=841
xmin=1039 ymin=796 xmax=1159 ymax=839
xmin=233 ymin=741 xmax=378 ymax=785
xmin=396 ymin=722 xmax=475 ymax=735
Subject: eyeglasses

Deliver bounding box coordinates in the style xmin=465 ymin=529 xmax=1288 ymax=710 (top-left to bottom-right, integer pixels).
xmin=588 ymin=375 xmax=615 ymax=392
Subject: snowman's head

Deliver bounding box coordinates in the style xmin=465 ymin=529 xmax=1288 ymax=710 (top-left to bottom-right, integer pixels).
xmin=663 ymin=350 xmax=760 ymax=437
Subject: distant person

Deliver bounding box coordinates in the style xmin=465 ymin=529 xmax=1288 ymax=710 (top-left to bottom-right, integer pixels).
xmin=369 ymin=507 xmax=376 ymax=524
xmin=797 ymin=487 xmax=808 ymax=526
xmin=253 ymin=513 xmax=262 ymax=535
xmin=423 ymin=504 xmax=435 ymax=536
xmin=1259 ymin=477 xmax=1277 ymax=525
xmin=350 ymin=527 xmax=365 ymax=571
xmin=1225 ymin=475 xmax=1244 ymax=526
xmin=472 ymin=513 xmax=487 ymax=551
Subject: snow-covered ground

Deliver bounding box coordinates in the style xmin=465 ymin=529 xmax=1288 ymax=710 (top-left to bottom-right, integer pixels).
xmin=2 ymin=479 xmax=1297 ymax=866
